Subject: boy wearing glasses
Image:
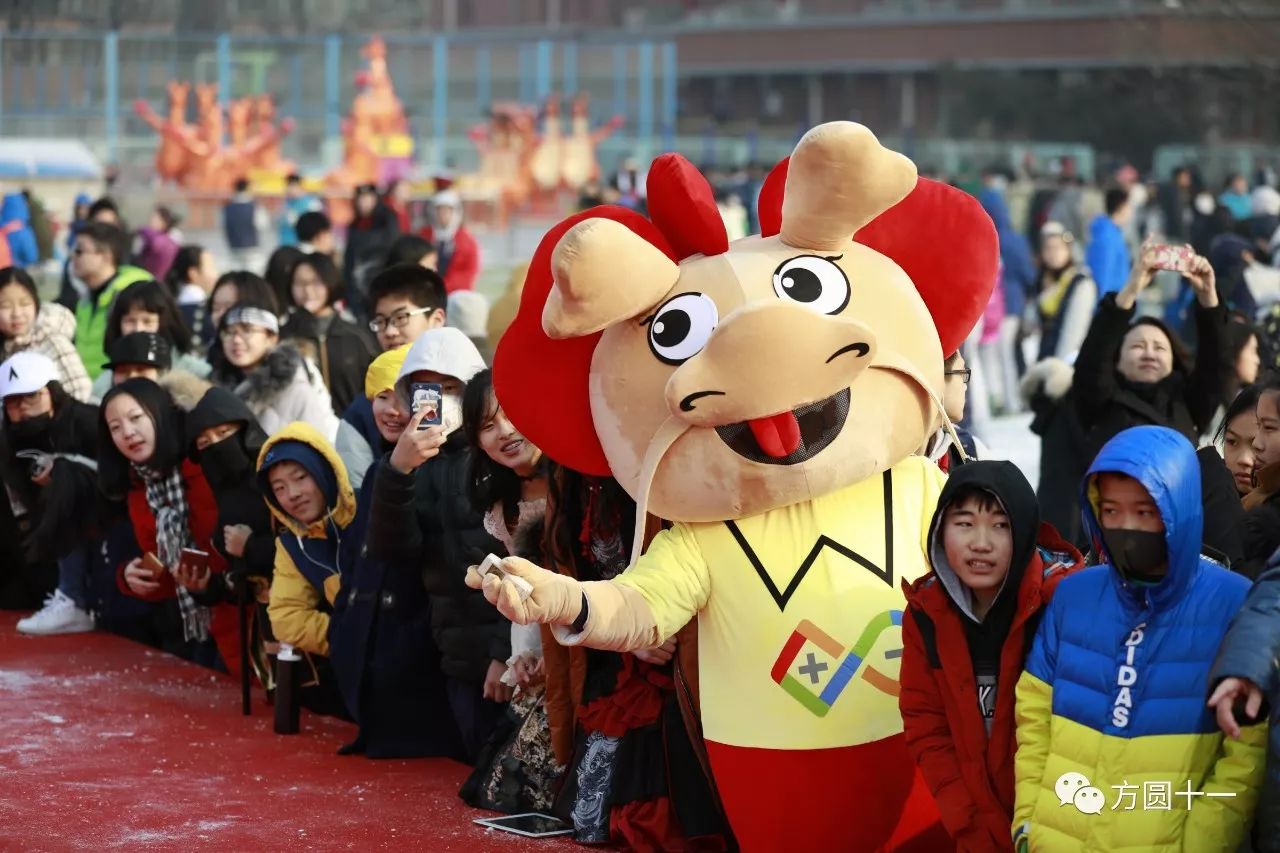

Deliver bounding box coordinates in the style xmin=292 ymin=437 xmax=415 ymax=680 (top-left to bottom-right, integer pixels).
xmin=924 ymin=350 xmax=988 ymax=472
xmin=336 ymin=265 xmax=449 ymax=490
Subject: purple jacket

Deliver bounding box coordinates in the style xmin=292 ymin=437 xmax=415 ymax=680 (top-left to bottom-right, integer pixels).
xmin=135 ymin=227 xmax=179 ymax=281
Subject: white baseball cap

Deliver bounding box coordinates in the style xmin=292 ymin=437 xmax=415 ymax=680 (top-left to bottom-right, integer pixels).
xmin=0 ymin=351 xmax=57 ymax=398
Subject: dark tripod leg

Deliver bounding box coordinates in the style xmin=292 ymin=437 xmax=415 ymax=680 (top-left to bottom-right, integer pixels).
xmin=239 ymin=580 xmax=251 ymax=715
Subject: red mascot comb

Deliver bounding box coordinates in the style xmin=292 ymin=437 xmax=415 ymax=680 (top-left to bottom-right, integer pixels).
xmin=646 ymin=153 xmax=729 ymax=261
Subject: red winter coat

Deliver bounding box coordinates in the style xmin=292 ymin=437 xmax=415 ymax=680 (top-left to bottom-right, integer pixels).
xmin=115 ymin=458 xmax=241 ymax=679
xmin=899 ymin=522 xmax=1083 ymax=852
xmin=419 ymin=224 xmax=479 ymax=293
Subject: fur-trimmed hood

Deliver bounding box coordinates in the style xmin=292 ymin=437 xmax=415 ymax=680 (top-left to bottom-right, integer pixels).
xmin=1020 ymin=357 xmax=1073 ymax=406
xmin=158 ymin=368 xmax=213 ymax=412
xmin=235 ymin=341 xmax=316 ymax=406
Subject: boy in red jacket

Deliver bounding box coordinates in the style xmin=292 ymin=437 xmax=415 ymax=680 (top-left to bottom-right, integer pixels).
xmin=899 ymin=460 xmax=1082 ymax=851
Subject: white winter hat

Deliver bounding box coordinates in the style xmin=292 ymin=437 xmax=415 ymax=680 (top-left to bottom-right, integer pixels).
xmin=432 ymin=189 xmax=461 ymax=208
xmin=395 ymin=326 xmax=487 ymax=400
xmin=0 ymin=351 xmax=56 ymax=398
xmin=447 ymin=291 xmax=490 ymax=339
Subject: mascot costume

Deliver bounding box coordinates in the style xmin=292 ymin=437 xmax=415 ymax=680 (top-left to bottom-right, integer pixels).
xmin=474 ymin=122 xmax=998 ymax=851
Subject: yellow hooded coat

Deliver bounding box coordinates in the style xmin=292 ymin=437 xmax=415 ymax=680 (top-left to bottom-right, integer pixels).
xmin=259 ymin=422 xmax=357 ymax=656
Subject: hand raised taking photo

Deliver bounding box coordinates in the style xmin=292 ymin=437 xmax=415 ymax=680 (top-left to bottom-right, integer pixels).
xmin=389 ymin=407 xmax=447 ymax=474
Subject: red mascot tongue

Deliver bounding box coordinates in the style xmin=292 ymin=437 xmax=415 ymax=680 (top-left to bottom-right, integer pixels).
xmin=747 ymin=411 xmax=802 ymax=458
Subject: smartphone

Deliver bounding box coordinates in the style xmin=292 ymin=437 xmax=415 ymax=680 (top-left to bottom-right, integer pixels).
xmin=409 ymin=381 xmax=443 ymax=431
xmin=473 ymin=813 xmax=572 ymax=838
xmin=180 ymin=548 xmax=211 ymax=574
xmin=141 ymin=552 xmax=167 ymax=577
xmin=1148 ymin=243 xmax=1195 ymax=273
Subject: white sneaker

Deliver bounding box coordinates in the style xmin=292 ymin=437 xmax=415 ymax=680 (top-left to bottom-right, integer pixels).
xmin=17 ymin=590 xmax=94 ymax=635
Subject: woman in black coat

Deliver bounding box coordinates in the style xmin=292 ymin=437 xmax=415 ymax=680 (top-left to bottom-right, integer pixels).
xmin=342 ymin=184 xmax=400 ymax=315
xmin=185 ymin=386 xmax=276 ymax=597
xmin=279 ymin=253 xmax=377 ymax=415
xmin=1072 ymin=246 xmax=1229 ymax=464
xmin=329 ymin=454 xmax=463 ymax=760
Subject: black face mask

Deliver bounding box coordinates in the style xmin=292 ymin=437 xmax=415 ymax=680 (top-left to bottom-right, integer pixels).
xmin=1102 ymin=528 xmax=1168 ymax=584
xmin=198 ymin=437 xmax=251 ymax=489
xmin=7 ymin=413 xmax=52 ymax=441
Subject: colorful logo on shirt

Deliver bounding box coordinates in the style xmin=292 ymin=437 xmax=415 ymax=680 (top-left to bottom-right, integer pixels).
xmin=770 ymin=611 xmax=903 ymax=717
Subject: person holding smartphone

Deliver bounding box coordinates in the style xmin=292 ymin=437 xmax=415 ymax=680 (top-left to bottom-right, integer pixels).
xmin=1 ymin=352 xmax=102 ymax=632
xmin=1072 ymin=240 xmax=1227 ymax=465
xmin=365 ymin=326 xmax=507 ymax=763
xmin=327 ymin=347 xmax=461 ymax=758
xmin=98 ymin=377 xmax=238 ymax=674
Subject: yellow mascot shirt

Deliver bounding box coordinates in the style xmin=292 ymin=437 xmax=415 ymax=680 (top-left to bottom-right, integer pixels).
xmin=616 ymin=454 xmax=945 ymax=750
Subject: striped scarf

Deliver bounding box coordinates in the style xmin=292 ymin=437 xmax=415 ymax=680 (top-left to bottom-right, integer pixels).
xmin=135 ymin=463 xmax=211 ymax=643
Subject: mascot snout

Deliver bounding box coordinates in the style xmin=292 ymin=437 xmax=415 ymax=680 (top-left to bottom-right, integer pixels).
xmin=665 ymin=301 xmax=876 ymax=462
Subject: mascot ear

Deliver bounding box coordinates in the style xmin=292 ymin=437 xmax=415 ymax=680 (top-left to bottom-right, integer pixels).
xmin=543 ymin=217 xmax=681 ymax=339
xmin=780 ymin=122 xmax=916 ymax=251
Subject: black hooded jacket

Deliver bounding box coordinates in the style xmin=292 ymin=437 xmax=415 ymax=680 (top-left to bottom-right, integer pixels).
xmin=1073 ymin=293 xmax=1229 ymax=464
xmin=366 ymin=430 xmax=509 ymax=684
xmin=926 ymin=461 xmax=1040 ymax=705
xmin=0 ymin=381 xmax=105 ymax=561
xmin=279 ymin=309 xmax=378 ymax=415
xmin=186 ymin=387 xmax=275 ymax=590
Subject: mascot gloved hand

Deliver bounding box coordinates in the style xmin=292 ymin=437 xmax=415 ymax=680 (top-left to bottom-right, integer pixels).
xmin=483 ymin=121 xmax=997 ymax=852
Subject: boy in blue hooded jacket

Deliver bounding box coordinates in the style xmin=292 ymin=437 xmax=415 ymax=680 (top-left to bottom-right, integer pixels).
xmin=1012 ymin=425 xmax=1265 ymax=852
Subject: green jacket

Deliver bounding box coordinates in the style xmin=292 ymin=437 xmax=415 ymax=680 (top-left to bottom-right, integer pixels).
xmin=74 ymin=265 xmax=153 ymax=378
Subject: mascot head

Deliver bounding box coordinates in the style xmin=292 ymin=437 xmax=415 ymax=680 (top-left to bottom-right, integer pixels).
xmin=496 ymin=122 xmax=997 ymax=524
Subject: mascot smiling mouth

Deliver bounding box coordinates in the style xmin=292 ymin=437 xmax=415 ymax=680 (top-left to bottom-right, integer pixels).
xmin=715 ymin=388 xmax=851 ymax=465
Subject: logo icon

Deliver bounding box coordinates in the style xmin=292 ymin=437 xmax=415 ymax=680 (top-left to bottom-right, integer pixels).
xmin=1056 ymin=772 xmax=1105 ymax=815
xmin=770 ymin=612 xmax=902 ymax=717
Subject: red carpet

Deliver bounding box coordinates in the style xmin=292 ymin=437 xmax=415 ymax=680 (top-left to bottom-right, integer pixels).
xmin=0 ymin=613 xmax=570 ymax=851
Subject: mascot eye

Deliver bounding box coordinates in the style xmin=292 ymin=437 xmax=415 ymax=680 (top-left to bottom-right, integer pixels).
xmin=646 ymin=293 xmax=719 ymax=365
xmin=772 ymin=255 xmax=851 ymax=315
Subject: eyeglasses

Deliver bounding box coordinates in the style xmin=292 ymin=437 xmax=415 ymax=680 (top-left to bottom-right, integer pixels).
xmin=369 ymin=306 xmax=432 ymax=333
xmin=3 ymin=391 xmax=45 ymax=411
xmin=945 ymin=368 xmax=972 ymax=385
xmin=220 ymin=325 xmax=268 ymax=342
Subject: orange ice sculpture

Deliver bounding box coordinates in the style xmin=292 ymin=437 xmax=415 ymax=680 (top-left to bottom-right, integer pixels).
xmin=529 ymin=94 xmax=563 ymax=191
xmin=136 ymin=82 xmax=296 ymax=191
xmin=561 ymin=93 xmax=624 ymax=190
xmin=132 ymin=81 xmax=199 ymax=183
xmin=325 ymin=36 xmax=413 ymax=213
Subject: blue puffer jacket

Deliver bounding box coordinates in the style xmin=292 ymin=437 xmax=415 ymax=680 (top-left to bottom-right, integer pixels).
xmin=1211 ymin=558 xmax=1280 ymax=851
xmin=2 ymin=193 xmax=38 ymax=268
xmin=1013 ymin=426 xmax=1264 ymax=852
xmin=979 ymin=187 xmax=1037 ymax=320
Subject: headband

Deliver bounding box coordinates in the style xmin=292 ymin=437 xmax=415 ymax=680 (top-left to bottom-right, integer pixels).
xmin=224 ymin=306 xmax=280 ymax=335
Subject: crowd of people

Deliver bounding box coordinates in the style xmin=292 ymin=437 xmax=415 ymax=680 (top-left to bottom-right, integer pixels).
xmin=1 ymin=156 xmax=1279 ymax=852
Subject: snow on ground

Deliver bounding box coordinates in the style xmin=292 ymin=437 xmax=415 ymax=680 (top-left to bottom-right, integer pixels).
xmin=978 ymin=412 xmax=1041 ymax=491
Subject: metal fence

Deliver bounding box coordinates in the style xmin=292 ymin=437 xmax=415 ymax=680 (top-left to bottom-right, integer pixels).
xmin=0 ymin=31 xmax=678 ymax=174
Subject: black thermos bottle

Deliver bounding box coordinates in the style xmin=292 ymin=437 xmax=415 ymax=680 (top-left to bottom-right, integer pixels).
xmin=273 ymin=644 xmax=301 ymax=735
